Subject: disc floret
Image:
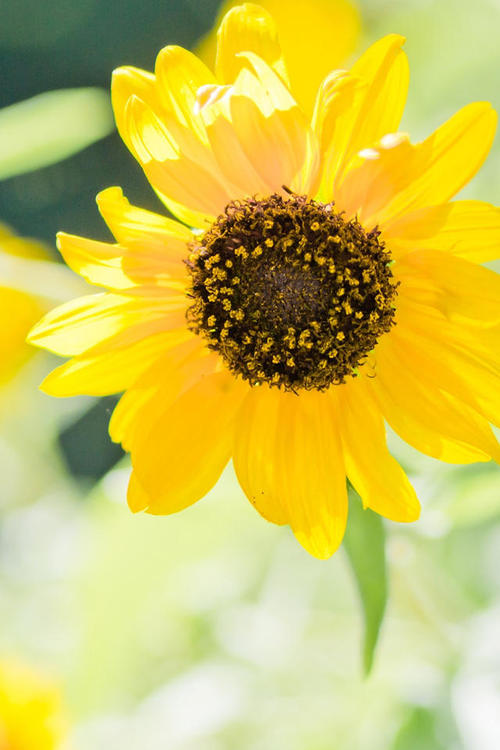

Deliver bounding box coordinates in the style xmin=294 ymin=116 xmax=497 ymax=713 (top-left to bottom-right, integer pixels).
xmin=187 ymin=193 xmax=397 ymax=391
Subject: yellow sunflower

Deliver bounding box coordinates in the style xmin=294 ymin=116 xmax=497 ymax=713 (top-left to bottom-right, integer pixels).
xmin=29 ymin=4 xmax=500 ymax=558
xmin=0 ymin=659 xmax=67 ymax=750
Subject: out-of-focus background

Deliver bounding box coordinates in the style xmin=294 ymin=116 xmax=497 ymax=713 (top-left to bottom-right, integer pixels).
xmin=1 ymin=0 xmax=500 ymax=748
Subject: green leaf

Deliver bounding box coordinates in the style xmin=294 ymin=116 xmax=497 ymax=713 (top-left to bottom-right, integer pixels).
xmin=343 ymin=490 xmax=387 ymax=675
xmin=0 ymin=88 xmax=114 ymax=180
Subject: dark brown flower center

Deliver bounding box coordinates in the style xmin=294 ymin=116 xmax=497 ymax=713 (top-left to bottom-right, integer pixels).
xmin=186 ymin=192 xmax=397 ymax=391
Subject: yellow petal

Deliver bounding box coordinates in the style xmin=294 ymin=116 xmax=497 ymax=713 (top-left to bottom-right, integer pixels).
xmin=370 ymin=334 xmax=500 ymax=463
xmin=194 ymin=83 xmax=277 ymax=196
xmin=112 ymin=54 xmax=232 ymax=227
xmin=154 ymin=45 xmax=216 ymax=143
xmin=235 ymin=385 xmax=347 ymax=559
xmin=111 ymin=66 xmax=158 ymax=155
xmin=233 ymin=384 xmax=289 ymax=525
xmin=96 ymin=187 xmax=191 ymax=284
xmin=125 ymin=95 xmax=233 ymax=223
xmin=340 ymin=103 xmax=497 ymax=227
xmin=317 ymin=34 xmax=408 ymax=200
xmin=130 ymin=371 xmax=246 ymax=514
xmin=387 ymin=315 xmax=499 ymax=430
xmin=383 ymin=102 xmax=497 ymax=220
xmin=215 ymin=3 xmax=288 ymax=86
xmin=229 ymin=65 xmax=318 ymax=194
xmin=109 ymin=338 xmax=216 ymax=451
xmin=312 ymin=69 xmax=360 ymax=156
xmin=393 ymin=296 xmax=500 ymax=428
xmin=96 ymin=186 xmax=192 ymax=249
xmin=334 ymin=132 xmax=413 ymax=221
xmin=40 ymin=330 xmax=189 ymax=397
xmin=28 ymin=292 xmax=186 ymax=356
xmin=56 ymin=233 xmax=131 ymax=290
xmin=0 ymin=286 xmax=43 ymax=384
xmin=198 ymin=0 xmax=361 ymax=114
xmin=384 ymin=200 xmax=500 ymax=263
xmin=396 ymin=249 xmax=500 ymax=327
xmin=280 ymin=389 xmax=348 ymax=558
xmin=127 ymin=471 xmax=151 ymax=513
xmin=336 ymin=379 xmax=420 ymax=522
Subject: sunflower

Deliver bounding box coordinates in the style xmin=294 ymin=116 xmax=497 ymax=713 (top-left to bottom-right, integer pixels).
xmin=29 ymin=4 xmax=500 ymax=558
xmin=0 ymin=659 xmax=67 ymax=750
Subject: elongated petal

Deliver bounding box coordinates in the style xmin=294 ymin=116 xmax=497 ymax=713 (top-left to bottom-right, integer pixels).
xmin=0 ymin=286 xmax=43 ymax=384
xmin=215 ymin=3 xmax=288 ymax=85
xmin=370 ymin=334 xmax=500 ymax=463
xmin=386 ymin=314 xmax=499 ymax=429
xmin=229 ymin=68 xmax=318 ymax=194
xmin=130 ymin=371 xmax=246 ymax=514
xmin=384 ymin=200 xmax=500 ymax=262
xmin=40 ymin=330 xmax=189 ymax=397
xmin=337 ymin=379 xmax=420 ymax=522
xmin=334 ymin=132 xmax=413 ymax=220
xmin=109 ymin=338 xmax=216 ymax=451
xmin=154 ymin=45 xmax=216 ymax=143
xmin=56 ymin=233 xmax=131 ymax=290
xmin=111 ymin=66 xmax=158 ymax=154
xmin=396 ymin=249 xmax=500 ymax=326
xmin=345 ymin=34 xmax=408 ymax=157
xmin=96 ymin=187 xmax=192 ymax=251
xmin=340 ymin=103 xmax=497 ymax=227
xmin=317 ymin=34 xmax=408 ymax=200
xmin=96 ymin=187 xmax=191 ymax=284
xmin=28 ymin=292 xmax=187 ymax=356
xmin=125 ymin=96 xmax=233 ymax=222
xmin=234 ymin=386 xmax=347 ymax=559
xmin=194 ymin=83 xmax=276 ymax=196
xmin=312 ymin=70 xmax=359 ymax=155
xmin=198 ymin=0 xmax=360 ymax=114
xmin=233 ymin=384 xmax=288 ymax=525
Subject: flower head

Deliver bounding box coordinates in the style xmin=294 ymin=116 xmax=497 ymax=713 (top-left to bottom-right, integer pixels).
xmin=29 ymin=4 xmax=500 ymax=558
xmin=0 ymin=659 xmax=67 ymax=750
xmin=0 ymin=225 xmax=47 ymax=386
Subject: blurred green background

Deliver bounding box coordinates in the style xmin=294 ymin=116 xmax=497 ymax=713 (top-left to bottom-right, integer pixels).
xmin=1 ymin=0 xmax=500 ymax=748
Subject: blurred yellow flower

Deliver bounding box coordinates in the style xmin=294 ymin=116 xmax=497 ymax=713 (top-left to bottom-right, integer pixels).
xmin=196 ymin=0 xmax=361 ymax=113
xmin=30 ymin=4 xmax=500 ymax=558
xmin=0 ymin=225 xmax=47 ymax=385
xmin=0 ymin=659 xmax=67 ymax=750
xmin=0 ymin=224 xmax=87 ymax=390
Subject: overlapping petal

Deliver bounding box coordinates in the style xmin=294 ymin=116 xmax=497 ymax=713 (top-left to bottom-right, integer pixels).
xmin=198 ymin=0 xmax=361 ymax=114
xmin=337 ymin=103 xmax=497 ymax=226
xmin=315 ymin=34 xmax=409 ymax=201
xmin=396 ymin=248 xmax=500 ymax=327
xmin=40 ymin=330 xmax=190 ymax=397
xmin=370 ymin=323 xmax=500 ymax=464
xmin=28 ymin=292 xmax=187 ymax=356
xmin=385 ymin=302 xmax=500 ymax=430
xmin=113 ymin=21 xmax=318 ymax=226
xmin=383 ymin=200 xmax=500 ymax=263
xmin=234 ymin=386 xmax=347 ymax=558
xmin=129 ymin=370 xmax=246 ymax=514
xmin=214 ymin=3 xmax=288 ymax=85
xmin=336 ymin=378 xmax=420 ymax=522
